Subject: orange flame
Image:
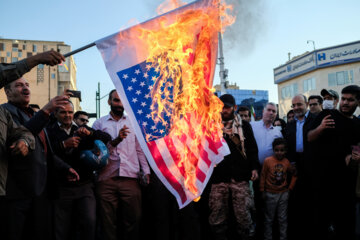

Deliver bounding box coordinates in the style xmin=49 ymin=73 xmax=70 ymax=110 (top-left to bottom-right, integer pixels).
xmin=137 ymin=0 xmax=234 ymax=195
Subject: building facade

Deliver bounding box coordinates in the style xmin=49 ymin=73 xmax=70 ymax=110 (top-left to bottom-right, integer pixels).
xmin=214 ymin=84 xmax=269 ymax=119
xmin=274 ymin=40 xmax=360 ymax=118
xmin=0 ymin=38 xmax=80 ymax=110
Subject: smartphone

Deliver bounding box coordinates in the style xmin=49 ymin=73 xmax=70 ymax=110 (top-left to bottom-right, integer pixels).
xmin=66 ymin=90 xmax=82 ymax=101
xmin=352 ymin=145 xmax=360 ymax=153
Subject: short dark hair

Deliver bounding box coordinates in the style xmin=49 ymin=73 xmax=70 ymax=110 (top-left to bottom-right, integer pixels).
xmin=74 ymin=111 xmax=89 ymax=119
xmin=341 ymin=85 xmax=360 ymax=101
xmin=4 ymin=83 xmax=11 ymax=90
xmin=237 ymin=106 xmax=251 ymax=117
xmin=308 ymin=95 xmax=323 ymax=104
xmin=273 ymin=118 xmax=287 ymax=129
xmin=286 ymin=109 xmax=294 ymax=117
xmin=272 ymin=137 xmax=287 ymax=150
xmin=108 ymin=89 xmax=117 ymax=101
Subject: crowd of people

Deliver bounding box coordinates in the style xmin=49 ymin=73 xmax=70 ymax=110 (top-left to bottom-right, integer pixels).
xmin=0 ymin=52 xmax=360 ymax=240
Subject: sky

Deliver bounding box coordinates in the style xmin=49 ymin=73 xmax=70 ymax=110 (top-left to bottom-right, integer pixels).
xmin=1 ymin=0 xmax=360 ymax=118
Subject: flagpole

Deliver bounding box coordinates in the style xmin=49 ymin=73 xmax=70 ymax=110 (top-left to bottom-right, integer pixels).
xmin=62 ymin=1 xmax=203 ymax=58
xmin=63 ymin=42 xmax=96 ymax=58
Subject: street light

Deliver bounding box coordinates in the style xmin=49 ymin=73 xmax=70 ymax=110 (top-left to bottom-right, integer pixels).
xmin=307 ymin=40 xmax=315 ymax=50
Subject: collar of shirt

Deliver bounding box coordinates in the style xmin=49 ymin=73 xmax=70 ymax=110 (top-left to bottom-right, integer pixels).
xmin=294 ymin=111 xmax=309 ymax=123
xmin=262 ymin=120 xmax=274 ymax=130
xmin=106 ymin=113 xmax=127 ymax=122
xmin=57 ymin=121 xmax=77 ymax=135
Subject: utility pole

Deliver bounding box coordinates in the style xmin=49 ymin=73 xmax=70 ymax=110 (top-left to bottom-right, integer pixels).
xmin=96 ymin=82 xmax=100 ymax=119
xmin=218 ymin=32 xmax=228 ymax=96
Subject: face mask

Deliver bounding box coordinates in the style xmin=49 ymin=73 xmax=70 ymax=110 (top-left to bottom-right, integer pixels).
xmin=323 ymin=100 xmax=334 ymax=110
xmin=274 ymin=126 xmax=282 ymax=131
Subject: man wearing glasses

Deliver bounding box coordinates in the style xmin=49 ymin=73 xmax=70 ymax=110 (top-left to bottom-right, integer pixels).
xmin=74 ymin=111 xmax=90 ymax=126
xmin=308 ymin=95 xmax=323 ymax=116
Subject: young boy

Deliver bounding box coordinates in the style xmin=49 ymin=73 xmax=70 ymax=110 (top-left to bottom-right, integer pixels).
xmin=260 ymin=138 xmax=297 ymax=240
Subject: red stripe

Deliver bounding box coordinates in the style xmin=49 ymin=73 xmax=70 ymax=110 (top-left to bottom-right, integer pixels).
xmin=147 ymin=141 xmax=187 ymax=204
xmin=176 ymin=134 xmax=206 ymax=183
xmin=163 ymin=136 xmax=185 ymax=177
xmin=198 ymin=144 xmax=211 ymax=167
xmin=205 ymin=136 xmax=223 ymax=154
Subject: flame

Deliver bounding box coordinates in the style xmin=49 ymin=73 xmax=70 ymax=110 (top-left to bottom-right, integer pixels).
xmin=138 ymin=0 xmax=234 ymax=195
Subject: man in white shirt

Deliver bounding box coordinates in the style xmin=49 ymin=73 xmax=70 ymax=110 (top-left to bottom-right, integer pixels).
xmin=249 ymin=102 xmax=282 ymax=240
xmin=250 ymin=102 xmax=283 ymax=165
xmin=92 ymin=89 xmax=150 ymax=240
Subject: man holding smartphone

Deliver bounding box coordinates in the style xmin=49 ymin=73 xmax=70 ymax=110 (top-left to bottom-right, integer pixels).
xmin=308 ymin=85 xmax=360 ymax=240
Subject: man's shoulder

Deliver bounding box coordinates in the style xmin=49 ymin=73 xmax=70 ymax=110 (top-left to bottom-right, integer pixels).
xmin=249 ymin=120 xmax=262 ymax=130
xmin=93 ymin=115 xmax=110 ymax=125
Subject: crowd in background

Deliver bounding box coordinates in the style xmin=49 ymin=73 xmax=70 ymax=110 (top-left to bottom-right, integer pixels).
xmin=1 ymin=52 xmax=360 ymax=240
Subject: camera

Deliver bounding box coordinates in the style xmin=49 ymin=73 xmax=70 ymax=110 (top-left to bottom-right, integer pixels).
xmin=66 ymin=90 xmax=82 ymax=101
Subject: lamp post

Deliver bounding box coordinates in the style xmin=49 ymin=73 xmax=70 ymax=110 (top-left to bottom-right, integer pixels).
xmin=307 ymin=40 xmax=316 ymax=50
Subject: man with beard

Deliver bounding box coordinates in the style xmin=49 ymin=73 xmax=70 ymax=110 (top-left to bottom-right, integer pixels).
xmin=1 ymin=77 xmax=73 ymax=240
xmin=284 ymin=94 xmax=315 ymax=240
xmin=307 ymin=85 xmax=360 ymax=240
xmin=208 ymin=94 xmax=259 ymax=240
xmin=92 ymin=89 xmax=150 ymax=240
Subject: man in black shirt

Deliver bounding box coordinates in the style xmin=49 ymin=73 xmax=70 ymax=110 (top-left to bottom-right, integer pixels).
xmin=46 ymin=100 xmax=111 ymax=240
xmin=308 ymin=85 xmax=360 ymax=240
xmin=208 ymin=94 xmax=259 ymax=240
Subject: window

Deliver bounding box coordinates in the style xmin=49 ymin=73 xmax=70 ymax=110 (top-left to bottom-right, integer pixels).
xmin=43 ymin=45 xmax=48 ymax=51
xmin=328 ymin=70 xmax=354 ymax=86
xmin=27 ymin=52 xmax=32 ymax=57
xmin=37 ymin=66 xmax=44 ymax=83
xmin=23 ymin=44 xmax=26 ymax=50
xmin=303 ymin=78 xmax=316 ymax=92
xmin=33 ymin=44 xmax=37 ymax=52
xmin=51 ymin=73 xmax=56 ymax=79
xmin=0 ymin=57 xmax=4 ymax=63
xmin=12 ymin=57 xmax=18 ymax=62
xmin=281 ymin=83 xmax=298 ymax=99
xmin=7 ymin=52 xmax=10 ymax=57
xmin=18 ymin=52 xmax=22 ymax=58
xmin=12 ymin=47 xmax=18 ymax=52
xmin=0 ymin=43 xmax=4 ymax=51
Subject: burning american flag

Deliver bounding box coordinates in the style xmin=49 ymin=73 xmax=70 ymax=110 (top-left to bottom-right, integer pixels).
xmin=96 ymin=0 xmax=233 ymax=208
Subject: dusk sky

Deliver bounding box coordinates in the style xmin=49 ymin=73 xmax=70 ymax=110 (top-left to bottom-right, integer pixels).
xmin=2 ymin=0 xmax=360 ymax=118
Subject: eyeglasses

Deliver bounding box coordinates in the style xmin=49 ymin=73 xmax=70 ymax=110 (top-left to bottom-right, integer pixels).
xmin=78 ymin=118 xmax=89 ymax=123
xmin=309 ymin=103 xmax=319 ymax=107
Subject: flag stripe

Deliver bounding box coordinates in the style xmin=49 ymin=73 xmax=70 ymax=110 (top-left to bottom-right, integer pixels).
xmin=147 ymin=140 xmax=187 ymax=204
xmin=171 ymin=134 xmax=207 ymax=183
xmin=163 ymin=136 xmax=186 ymax=177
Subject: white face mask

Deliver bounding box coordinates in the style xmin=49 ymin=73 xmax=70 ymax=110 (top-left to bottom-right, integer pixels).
xmin=274 ymin=125 xmax=282 ymax=131
xmin=323 ymin=100 xmax=334 ymax=110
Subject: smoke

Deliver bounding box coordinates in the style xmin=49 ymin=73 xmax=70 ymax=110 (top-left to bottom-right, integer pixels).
xmin=144 ymin=0 xmax=266 ymax=56
xmin=223 ymin=0 xmax=266 ymax=56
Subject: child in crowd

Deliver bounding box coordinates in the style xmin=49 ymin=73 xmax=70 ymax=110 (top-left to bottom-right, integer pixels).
xmin=260 ymin=138 xmax=297 ymax=240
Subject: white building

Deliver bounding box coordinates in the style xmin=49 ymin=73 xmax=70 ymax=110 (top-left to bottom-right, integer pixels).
xmin=274 ymin=40 xmax=360 ymax=118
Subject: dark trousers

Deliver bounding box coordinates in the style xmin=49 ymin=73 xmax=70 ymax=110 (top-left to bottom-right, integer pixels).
xmin=54 ymin=183 xmax=96 ymax=240
xmin=0 ymin=193 xmax=52 ymax=240
xmin=142 ymin=173 xmax=201 ymax=240
xmin=96 ymin=177 xmax=141 ymax=240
